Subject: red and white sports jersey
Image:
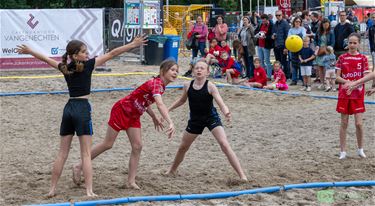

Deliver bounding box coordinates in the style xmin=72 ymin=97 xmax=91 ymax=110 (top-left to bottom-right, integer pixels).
xmin=119 ymin=77 xmax=165 ymax=117
xmin=274 ymin=69 xmax=286 ymax=84
xmin=336 ymin=53 xmax=369 ymax=99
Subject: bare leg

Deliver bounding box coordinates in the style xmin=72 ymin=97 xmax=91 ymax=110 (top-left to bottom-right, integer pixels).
xmin=126 ymin=127 xmax=142 ymax=189
xmin=73 ymin=126 xmax=119 ymax=185
xmin=226 ymin=70 xmax=233 ymax=84
xmin=78 ymin=135 xmax=97 ymax=196
xmin=211 ymin=127 xmax=247 ymax=180
xmin=320 ymin=66 xmax=326 ymax=87
xmin=339 ymin=114 xmax=349 ymax=152
xmin=48 ymin=135 xmax=73 ymax=197
xmin=354 ymin=113 xmax=364 ymax=149
xmin=166 ymin=131 xmax=198 ymax=175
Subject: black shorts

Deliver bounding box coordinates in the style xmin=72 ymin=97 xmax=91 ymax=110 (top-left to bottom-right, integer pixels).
xmin=186 ymin=115 xmax=222 ymax=135
xmin=60 ymin=98 xmax=93 ymax=136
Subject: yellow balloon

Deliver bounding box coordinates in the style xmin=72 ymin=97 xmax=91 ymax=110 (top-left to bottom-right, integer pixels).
xmin=285 ymin=35 xmax=303 ymax=52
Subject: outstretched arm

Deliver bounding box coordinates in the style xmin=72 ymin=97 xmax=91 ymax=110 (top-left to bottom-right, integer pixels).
xmin=16 ymin=45 xmax=59 ymax=69
xmin=95 ymin=35 xmax=148 ymax=67
xmin=146 ymin=106 xmax=164 ymax=132
xmin=168 ymin=82 xmax=189 ymax=112
xmin=154 ymin=95 xmax=175 ymax=139
xmin=209 ymin=82 xmax=231 ymax=122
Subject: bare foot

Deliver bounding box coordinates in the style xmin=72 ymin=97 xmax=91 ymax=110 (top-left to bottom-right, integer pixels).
xmin=72 ymin=164 xmax=81 ymax=186
xmin=164 ymin=170 xmax=177 ymax=176
xmin=87 ymin=191 xmax=98 ymax=197
xmin=240 ymin=177 xmax=249 ymax=182
xmin=47 ymin=190 xmax=56 ymax=198
xmin=127 ymin=182 xmax=141 ymax=190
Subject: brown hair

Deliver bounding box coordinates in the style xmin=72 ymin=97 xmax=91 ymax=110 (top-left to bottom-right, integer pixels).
xmin=273 ymin=61 xmax=281 ymax=66
xmin=348 ymin=32 xmax=361 ymax=43
xmin=159 ymin=59 xmax=178 ymax=77
xmin=193 ymin=59 xmax=209 ymax=71
xmin=58 ymin=40 xmax=86 ymax=75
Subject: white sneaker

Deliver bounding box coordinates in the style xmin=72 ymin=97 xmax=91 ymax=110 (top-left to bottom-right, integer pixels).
xmin=318 ymin=84 xmax=324 ymax=90
xmin=300 ymin=87 xmax=307 ymax=91
xmin=357 ymin=149 xmax=366 ymax=158
xmin=339 ymin=151 xmax=347 ymax=159
xmin=306 ymin=86 xmax=311 ymax=92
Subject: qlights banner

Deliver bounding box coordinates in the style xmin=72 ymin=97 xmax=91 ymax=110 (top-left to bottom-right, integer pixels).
xmin=0 ymin=9 xmax=103 ymax=69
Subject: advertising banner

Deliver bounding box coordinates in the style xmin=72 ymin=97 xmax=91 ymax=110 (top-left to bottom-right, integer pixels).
xmin=0 ymin=9 xmax=103 ymax=69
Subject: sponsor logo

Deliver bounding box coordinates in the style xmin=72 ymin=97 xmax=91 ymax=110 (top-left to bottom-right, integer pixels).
xmin=2 ymin=48 xmax=18 ymax=54
xmin=27 ymin=14 xmax=39 ymax=29
xmin=51 ymin=47 xmax=59 ymax=55
xmin=342 ymin=72 xmax=362 ymax=79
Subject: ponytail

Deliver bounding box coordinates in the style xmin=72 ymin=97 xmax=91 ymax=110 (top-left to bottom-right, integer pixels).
xmin=58 ymin=52 xmax=73 ymax=75
xmin=57 ymin=52 xmax=84 ymax=75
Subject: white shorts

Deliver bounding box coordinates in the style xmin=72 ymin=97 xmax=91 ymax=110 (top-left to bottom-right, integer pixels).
xmin=300 ymin=66 xmax=312 ymax=76
xmin=325 ymin=69 xmax=336 ymax=78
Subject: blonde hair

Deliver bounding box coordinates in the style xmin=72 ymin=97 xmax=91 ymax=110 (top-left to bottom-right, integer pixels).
xmin=326 ymin=46 xmax=334 ymax=54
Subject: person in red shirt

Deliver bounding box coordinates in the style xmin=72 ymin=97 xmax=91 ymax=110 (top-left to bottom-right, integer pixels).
xmin=73 ymin=60 xmax=178 ymax=189
xmin=220 ymin=51 xmax=241 ymax=84
xmin=335 ymin=33 xmax=370 ymax=160
xmin=242 ymin=58 xmax=267 ymax=88
xmin=263 ymin=61 xmax=288 ymax=90
xmin=205 ymin=38 xmax=223 ymax=65
xmin=220 ymin=40 xmax=231 ymax=57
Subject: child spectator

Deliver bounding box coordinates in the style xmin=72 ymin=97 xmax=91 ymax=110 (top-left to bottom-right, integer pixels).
xmin=220 ymin=40 xmax=231 ymax=57
xmin=205 ymin=38 xmax=223 ymax=65
xmin=220 ymin=51 xmax=241 ymax=84
xmin=263 ymin=61 xmax=289 ymax=90
xmin=242 ymin=58 xmax=267 ymax=88
xmin=299 ymin=37 xmax=316 ymax=92
xmin=335 ymin=33 xmax=370 ymax=159
xmin=322 ymin=46 xmax=337 ymax=92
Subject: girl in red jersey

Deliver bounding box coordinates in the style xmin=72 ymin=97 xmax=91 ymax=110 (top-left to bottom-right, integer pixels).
xmin=335 ymin=33 xmax=370 ymax=159
xmin=73 ymin=59 xmax=178 ymax=189
xmin=17 ymin=36 xmax=147 ymax=197
xmin=220 ymin=40 xmax=231 ymax=57
xmin=165 ymin=60 xmax=247 ymax=181
xmin=242 ymin=58 xmax=267 ymax=88
xmin=263 ymin=61 xmax=289 ymax=90
xmin=205 ymin=38 xmax=223 ymax=65
xmin=220 ymin=51 xmax=241 ymax=84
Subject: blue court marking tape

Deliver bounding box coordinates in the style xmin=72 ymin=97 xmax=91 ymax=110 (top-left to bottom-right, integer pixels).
xmin=26 ymin=180 xmax=375 ymax=205
xmin=1 ymin=85 xmax=374 ymax=105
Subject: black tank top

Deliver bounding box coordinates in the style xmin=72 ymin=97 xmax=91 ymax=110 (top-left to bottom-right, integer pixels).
xmin=188 ymin=80 xmax=217 ymax=118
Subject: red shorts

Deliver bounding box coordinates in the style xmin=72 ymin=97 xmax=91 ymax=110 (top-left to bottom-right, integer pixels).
xmin=230 ymin=69 xmax=241 ymax=78
xmin=336 ymin=99 xmax=365 ymax=115
xmin=108 ymin=101 xmax=141 ymax=131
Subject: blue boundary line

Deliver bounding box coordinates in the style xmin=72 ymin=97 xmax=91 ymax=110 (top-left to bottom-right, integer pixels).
xmin=26 ymin=180 xmax=375 ymax=206
xmin=1 ymin=85 xmax=374 ymax=105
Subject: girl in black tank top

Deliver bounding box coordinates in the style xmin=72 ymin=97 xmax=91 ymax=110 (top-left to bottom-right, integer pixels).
xmin=16 ymin=35 xmax=147 ymax=197
xmin=166 ymin=60 xmax=248 ymax=181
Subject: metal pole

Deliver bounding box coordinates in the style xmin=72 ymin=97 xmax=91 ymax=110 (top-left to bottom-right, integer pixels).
xmin=240 ymin=0 xmax=244 ymax=17
xmin=257 ymin=0 xmax=260 ymax=14
xmin=166 ymin=0 xmax=169 ymax=22
xmin=140 ymin=0 xmax=144 ymax=63
xmin=250 ymin=0 xmax=252 ymax=13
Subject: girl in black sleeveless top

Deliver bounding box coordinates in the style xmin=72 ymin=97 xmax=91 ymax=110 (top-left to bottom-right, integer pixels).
xmin=16 ymin=35 xmax=147 ymax=197
xmin=165 ymin=60 xmax=248 ymax=181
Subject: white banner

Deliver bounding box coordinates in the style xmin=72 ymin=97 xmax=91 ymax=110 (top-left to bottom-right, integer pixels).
xmin=0 ymin=9 xmax=103 ymax=69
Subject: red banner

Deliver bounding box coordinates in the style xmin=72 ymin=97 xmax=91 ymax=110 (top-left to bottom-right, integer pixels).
xmin=276 ymin=0 xmax=291 ymax=16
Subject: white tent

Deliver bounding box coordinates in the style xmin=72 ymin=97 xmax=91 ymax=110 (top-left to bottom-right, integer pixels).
xmin=352 ymin=0 xmax=375 ymax=6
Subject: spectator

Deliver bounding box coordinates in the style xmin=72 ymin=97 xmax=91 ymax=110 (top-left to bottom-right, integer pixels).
xmin=242 ymin=58 xmax=267 ymax=88
xmin=250 ymin=11 xmax=260 ymax=27
xmin=238 ymin=16 xmax=256 ymax=78
xmin=334 ymin=11 xmax=354 ymax=57
xmin=190 ymin=16 xmax=208 ymax=59
xmin=369 ymin=13 xmax=375 ymax=70
xmin=288 ymin=17 xmax=306 ymax=85
xmin=213 ymin=15 xmax=228 ymax=46
xmin=273 ymin=10 xmax=291 ymax=79
xmin=315 ymin=18 xmax=335 ymax=90
xmin=220 ymin=40 xmax=231 ymax=57
xmin=263 ymin=61 xmax=289 ymax=90
xmin=220 ymin=52 xmax=241 ymax=84
xmin=322 ymin=46 xmax=337 ymax=92
xmin=299 ymin=37 xmax=315 ymax=92
xmin=255 ymin=14 xmax=274 ymax=80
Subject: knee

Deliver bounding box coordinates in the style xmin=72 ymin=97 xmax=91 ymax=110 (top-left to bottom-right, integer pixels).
xmin=355 ymin=122 xmax=363 ymax=129
xmin=341 ymin=121 xmax=349 ymax=129
xmin=103 ymin=141 xmax=114 ymax=150
xmin=218 ymin=141 xmax=230 ymax=152
xmin=131 ymin=143 xmax=143 ymax=153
